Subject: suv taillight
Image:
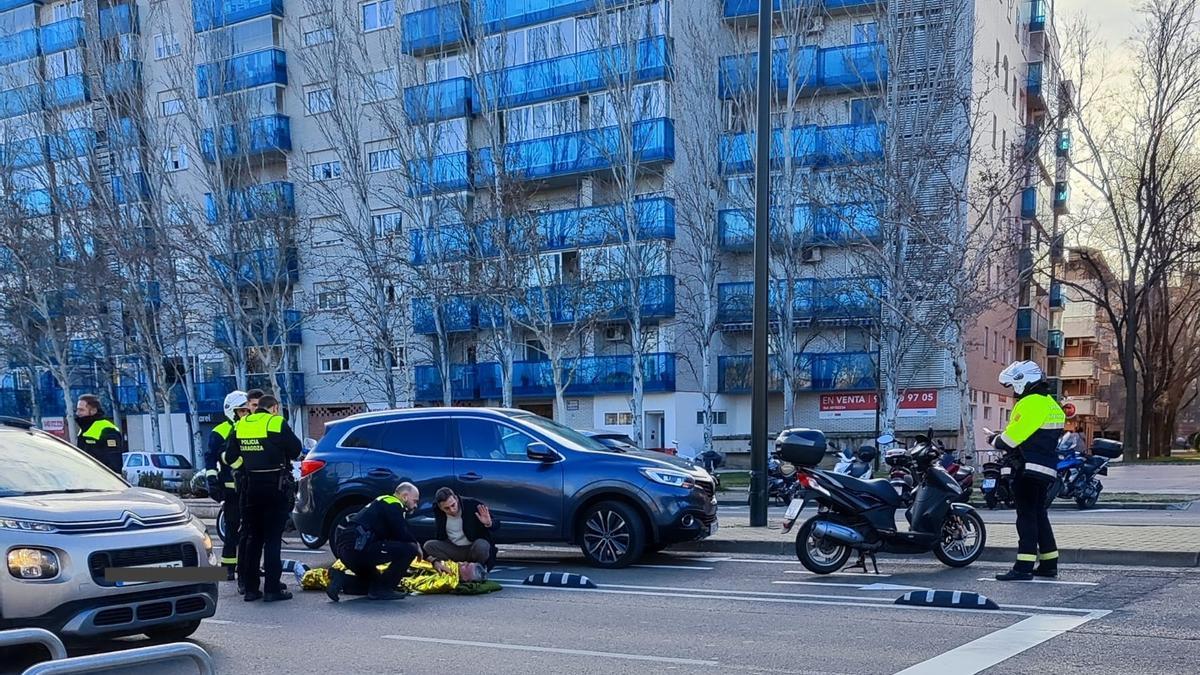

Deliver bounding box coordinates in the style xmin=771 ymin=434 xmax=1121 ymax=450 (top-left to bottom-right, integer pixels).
xmin=300 ymin=459 xmax=326 ymax=478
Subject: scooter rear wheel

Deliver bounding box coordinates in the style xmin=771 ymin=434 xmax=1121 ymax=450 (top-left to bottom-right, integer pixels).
xmin=795 ymin=517 xmax=853 ymax=574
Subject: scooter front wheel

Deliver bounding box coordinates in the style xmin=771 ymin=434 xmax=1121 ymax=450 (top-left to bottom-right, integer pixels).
xmin=934 ymin=509 xmax=986 ymax=568
xmin=795 ymin=517 xmax=853 ymax=574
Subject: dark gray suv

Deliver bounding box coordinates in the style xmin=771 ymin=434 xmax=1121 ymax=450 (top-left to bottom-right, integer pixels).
xmin=292 ymin=408 xmax=718 ymax=568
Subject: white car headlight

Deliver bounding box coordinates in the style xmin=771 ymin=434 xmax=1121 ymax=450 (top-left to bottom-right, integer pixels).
xmin=0 ymin=518 xmax=58 ymax=533
xmin=641 ymin=468 xmax=696 ymax=489
xmin=8 ymin=547 xmax=60 ymax=580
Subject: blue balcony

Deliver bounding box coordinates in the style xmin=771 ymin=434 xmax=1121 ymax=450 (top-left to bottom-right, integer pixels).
xmin=718 ymin=202 xmax=881 ymax=251
xmin=479 ymin=35 xmax=671 ymax=112
xmin=1 ymin=135 xmax=45 ymax=169
xmin=414 ymin=363 xmax=479 ymax=401
xmin=481 ymin=196 xmax=676 ymax=257
xmin=44 ymin=74 xmax=88 ymax=108
xmin=720 ymin=123 xmax=885 ymax=174
xmin=478 ymin=0 xmax=597 ymax=33
xmin=214 ymin=310 xmax=302 ymax=348
xmin=0 ymin=0 xmax=42 ymax=13
xmin=403 ymin=77 xmax=473 ymax=124
xmin=0 ymin=387 xmax=33 ymax=420
xmin=100 ymin=3 xmax=138 ymax=39
xmin=1053 ymin=181 xmax=1070 ymax=214
xmin=410 ymin=223 xmax=473 ymax=265
xmin=201 ymin=114 xmax=291 ymax=162
xmin=478 ymin=117 xmax=674 ymax=183
xmin=189 ymin=381 xmax=228 ymax=413
xmin=402 ymin=1 xmax=468 ymax=55
xmin=514 ymin=274 xmax=677 ymax=325
xmin=1029 ymin=0 xmax=1047 ymax=31
xmin=102 ymin=61 xmax=142 ymax=95
xmin=197 ymin=48 xmax=287 ymax=98
xmin=413 ymin=295 xmax=479 ymax=334
xmin=108 ymin=117 xmax=140 ymax=148
xmin=1050 ymin=281 xmax=1064 ymax=309
xmin=1017 ymin=308 xmax=1049 ymax=345
xmin=820 ymin=43 xmax=887 ymax=88
xmin=1048 ymin=329 xmax=1064 ymax=357
xmin=206 ymin=180 xmax=295 ymax=222
xmin=0 ymin=28 xmax=39 ymax=66
xmin=39 ymin=17 xmax=84 ymax=55
xmin=209 ymin=246 xmax=299 ymax=288
xmin=15 ymin=184 xmax=91 ymax=217
xmin=722 ymin=0 xmax=878 ymax=19
xmin=1026 ymin=61 xmax=1045 ymax=108
xmin=112 ymin=172 xmax=151 ymax=205
xmin=717 ymin=277 xmax=882 ymax=324
xmin=408 ymin=151 xmax=472 ymax=195
xmin=1021 ymin=185 xmax=1042 ymax=220
xmin=193 ymin=0 xmax=284 ymax=33
xmin=477 ymin=352 xmax=677 ymax=399
xmin=719 ymin=46 xmax=819 ymax=99
xmin=1057 ymin=129 xmax=1071 ymax=157
xmin=48 ymin=127 xmax=95 ymax=160
xmin=0 ymin=83 xmax=40 ymax=119
xmin=718 ymin=351 xmax=878 ymax=393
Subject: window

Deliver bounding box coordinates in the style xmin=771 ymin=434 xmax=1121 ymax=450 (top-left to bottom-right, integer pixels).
xmin=305 ymin=84 xmax=333 ymax=115
xmin=366 ymin=141 xmax=401 ymax=172
xmin=153 ymin=32 xmax=181 ymax=60
xmin=363 ymin=68 xmax=397 ymax=103
xmin=527 ymin=17 xmax=576 ymax=61
xmin=425 ymin=52 xmax=465 ymax=81
xmin=589 ymin=82 xmax=667 ymax=129
xmin=1002 ymin=56 xmax=1010 ymax=92
xmin=578 ymin=1 xmax=665 ymax=51
xmin=367 ymin=418 xmax=450 ymax=457
xmin=417 ymin=118 xmax=468 ymax=155
xmin=849 ymin=97 xmax=879 ymax=125
xmin=52 ymin=0 xmax=82 ymax=21
xmin=125 ymin=454 xmax=145 ymax=467
xmin=385 ymin=344 xmax=405 ymax=370
xmin=164 ymin=145 xmax=188 ymax=171
xmin=159 ymin=90 xmax=183 ymax=117
xmin=315 ymin=282 xmax=346 ymax=309
xmin=360 ymin=0 xmax=395 ymax=32
xmin=318 ymin=345 xmax=351 ymax=373
xmin=991 ymin=114 xmax=997 ymax=149
xmin=310 ymin=159 xmax=342 ymax=181
xmin=302 ymin=13 xmax=333 ymax=46
xmin=696 ymin=411 xmax=728 ymax=425
xmin=340 ymin=423 xmax=383 ymax=448
xmin=44 ymin=49 xmax=82 ymax=79
xmin=457 ymin=418 xmax=537 ymax=461
xmin=852 ymin=21 xmax=879 ymax=44
xmin=506 ymin=99 xmax=578 ymax=142
xmin=984 ymin=406 xmax=993 ymax=421
xmin=604 ymin=412 xmax=634 ymax=426
xmin=372 ymin=210 xmax=402 ymax=237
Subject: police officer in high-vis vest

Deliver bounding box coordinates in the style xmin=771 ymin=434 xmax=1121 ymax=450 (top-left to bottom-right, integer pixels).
xmin=223 ymin=394 xmax=302 ymax=602
xmin=204 ymin=391 xmax=252 ymax=585
xmin=74 ymin=394 xmax=124 ymax=473
xmin=991 ymin=361 xmax=1065 ymax=581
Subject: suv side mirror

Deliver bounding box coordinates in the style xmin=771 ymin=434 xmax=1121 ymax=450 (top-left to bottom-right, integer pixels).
xmin=526 ymin=442 xmax=559 ymax=462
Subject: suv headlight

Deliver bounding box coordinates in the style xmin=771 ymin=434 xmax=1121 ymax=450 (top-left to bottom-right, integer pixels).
xmin=8 ymin=548 xmax=60 ymax=580
xmin=641 ymin=468 xmax=696 ymax=489
xmin=0 ymin=518 xmax=58 ymax=533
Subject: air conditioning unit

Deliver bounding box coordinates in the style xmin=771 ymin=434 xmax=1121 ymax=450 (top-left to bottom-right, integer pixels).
xmin=801 ymin=246 xmax=823 ymax=263
xmin=604 ymin=326 xmax=627 ymax=342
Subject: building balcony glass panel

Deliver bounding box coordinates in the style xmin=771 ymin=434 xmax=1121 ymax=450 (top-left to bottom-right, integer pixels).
xmin=102 ymin=61 xmax=142 ymax=95
xmin=403 ymin=77 xmax=473 ymax=124
xmin=16 ymin=184 xmax=91 ymax=217
xmin=209 ymin=246 xmax=299 ymax=288
xmin=719 ymin=46 xmax=819 ymax=99
xmin=480 ymin=274 xmax=676 ymax=327
xmin=478 ymin=117 xmax=674 ymax=183
xmin=717 ymin=277 xmax=881 ymax=324
xmin=408 ymin=151 xmax=472 ymax=195
xmin=480 ymin=36 xmax=671 ymax=112
xmin=819 ymin=43 xmax=887 ymax=89
xmin=196 ymin=48 xmax=287 ymax=98
xmin=0 ymin=388 xmax=33 ymax=420
xmin=1048 ymin=329 xmax=1064 ymax=357
xmin=1 ymin=135 xmax=45 ymax=169
xmin=193 ymin=0 xmax=284 ymax=33
xmin=206 ymin=180 xmax=295 ymax=223
xmin=0 ymin=28 xmax=39 ymax=66
xmin=477 ymin=352 xmax=677 ymax=399
xmin=720 ymin=123 xmax=884 ymax=174
xmin=1026 ymin=62 xmax=1045 ymax=108
xmin=100 ymin=3 xmax=138 ymax=39
xmin=220 ymin=372 xmax=305 ymax=407
xmin=44 ymin=73 xmax=88 ymax=108
xmin=109 ymin=117 xmax=140 ymax=148
xmin=0 ymin=0 xmax=42 ymax=14
xmin=413 ymin=295 xmax=479 ymax=334
xmin=112 ymin=172 xmax=151 ymax=205
xmin=1029 ymin=0 xmax=1047 ymax=31
xmin=1053 ymin=181 xmax=1070 ymax=214
xmin=1050 ymin=280 xmax=1064 ymax=309
xmin=477 ymin=196 xmax=676 ymax=258
xmin=1 ymin=83 xmax=40 ymax=119
xmin=718 ymin=202 xmax=881 ymax=251
xmin=722 ymin=0 xmax=877 ymax=20
xmin=201 ymin=114 xmax=291 ymax=162
xmin=1056 ymin=129 xmax=1071 ymax=157
xmin=1017 ymin=307 xmax=1049 ymax=345
xmin=410 ymin=223 xmax=473 ymax=265
xmin=402 ymin=1 xmax=468 ymax=55
xmin=478 ymin=0 xmax=597 ymax=33
xmin=1021 ymin=185 xmax=1042 ymax=221
xmin=414 ymin=363 xmax=479 ymax=401
xmin=718 ymin=351 xmax=878 ymax=393
xmin=214 ymin=310 xmax=302 ymax=348
xmin=39 ymin=17 xmax=84 ymax=55
xmin=48 ymin=127 xmax=95 ymax=161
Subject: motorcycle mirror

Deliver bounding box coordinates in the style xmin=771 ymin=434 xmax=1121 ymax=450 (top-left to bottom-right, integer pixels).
xmin=302 ymin=438 xmax=317 ymax=453
xmin=876 ymin=433 xmax=895 ymax=445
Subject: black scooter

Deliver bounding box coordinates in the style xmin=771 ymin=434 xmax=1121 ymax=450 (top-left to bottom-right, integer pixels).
xmin=780 ymin=430 xmax=987 ymax=574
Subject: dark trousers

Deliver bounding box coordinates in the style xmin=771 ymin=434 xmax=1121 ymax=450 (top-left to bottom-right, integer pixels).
xmin=238 ymin=474 xmax=291 ymax=594
xmin=334 ymin=530 xmax=419 ymax=593
xmin=221 ymin=492 xmax=240 ymax=569
xmin=1013 ymin=474 xmax=1057 ymax=570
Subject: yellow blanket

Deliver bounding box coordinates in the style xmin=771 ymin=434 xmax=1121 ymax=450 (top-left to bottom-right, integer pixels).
xmin=300 ymin=559 xmax=461 ymax=594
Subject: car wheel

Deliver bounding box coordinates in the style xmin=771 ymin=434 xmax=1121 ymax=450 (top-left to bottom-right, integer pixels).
xmin=325 ymin=504 xmax=364 ymax=554
xmin=216 ymin=507 xmax=226 ymax=544
xmin=579 ymin=501 xmax=645 ymax=569
xmin=144 ymin=620 xmax=202 ymax=642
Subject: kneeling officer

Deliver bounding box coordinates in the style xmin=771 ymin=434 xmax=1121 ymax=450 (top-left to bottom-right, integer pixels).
xmin=327 ymin=482 xmax=422 ymax=602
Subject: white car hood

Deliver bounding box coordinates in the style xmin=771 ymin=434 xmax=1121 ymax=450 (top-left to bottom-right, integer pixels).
xmin=0 ymin=488 xmax=187 ymax=524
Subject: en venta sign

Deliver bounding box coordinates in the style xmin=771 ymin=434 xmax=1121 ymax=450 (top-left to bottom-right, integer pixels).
xmin=818 ymin=390 xmax=939 ymax=419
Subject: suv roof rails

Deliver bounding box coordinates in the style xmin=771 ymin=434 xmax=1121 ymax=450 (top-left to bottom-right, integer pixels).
xmin=0 ymin=416 xmax=35 ymax=429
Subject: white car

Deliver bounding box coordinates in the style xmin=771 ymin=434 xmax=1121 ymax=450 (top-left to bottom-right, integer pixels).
xmin=122 ymin=452 xmax=195 ymax=493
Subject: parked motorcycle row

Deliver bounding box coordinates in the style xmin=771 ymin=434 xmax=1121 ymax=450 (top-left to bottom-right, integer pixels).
xmin=978 ymin=431 xmax=1124 ymax=510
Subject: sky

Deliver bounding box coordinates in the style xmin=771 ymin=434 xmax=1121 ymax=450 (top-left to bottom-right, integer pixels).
xmin=1056 ymin=0 xmax=1138 ymax=48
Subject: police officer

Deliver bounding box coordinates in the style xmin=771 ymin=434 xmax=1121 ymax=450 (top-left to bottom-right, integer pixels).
xmin=74 ymin=394 xmax=124 ymax=473
xmin=326 ymin=483 xmax=422 ymax=603
xmin=223 ymin=394 xmax=302 ymax=602
xmin=991 ymin=360 xmax=1065 ymax=581
xmin=204 ymin=391 xmax=252 ymax=586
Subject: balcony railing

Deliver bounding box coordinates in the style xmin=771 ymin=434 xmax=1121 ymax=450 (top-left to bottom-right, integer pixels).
xmin=0 ymin=28 xmax=38 ymax=66
xmin=1021 ymin=185 xmax=1042 ymax=221
xmin=720 ymin=46 xmax=818 ymax=98
xmin=408 ymin=151 xmax=472 ymax=195
xmin=718 ymin=351 xmax=878 ymax=393
xmin=197 ymin=47 xmax=287 ymax=98
xmin=201 ymin=114 xmax=291 ymax=162
xmin=1056 ymin=129 xmax=1071 ymax=157
xmin=476 ymin=352 xmax=677 ymax=399
xmin=720 ymin=123 xmax=885 ymax=174
xmin=14 ymin=184 xmax=92 ymax=217
xmin=39 ymin=17 xmax=84 ymax=55
xmin=402 ymin=1 xmax=469 ymax=54
xmin=1017 ymin=307 xmax=1049 ymax=345
xmin=1029 ymin=0 xmax=1047 ymax=31
xmin=1048 ymin=329 xmax=1064 ymax=357
xmin=414 ymin=363 xmax=479 ymax=401
xmin=722 ymin=0 xmax=879 ymax=19
xmin=1026 ymin=62 xmax=1045 ymax=108
xmin=193 ymin=0 xmax=285 ymax=33
xmin=718 ymin=201 xmax=882 ymax=251
xmin=820 ymin=43 xmax=887 ymax=89
xmin=102 ymin=61 xmax=142 ymax=96
xmin=1050 ymin=281 xmax=1064 ymax=309
xmin=717 ymin=277 xmax=882 ymax=325
xmin=477 ymin=117 xmax=675 ymax=183
xmin=478 ymin=0 xmax=598 ymax=33
xmin=0 ymin=83 xmax=40 ymax=119
xmin=205 ymin=180 xmax=295 ymax=223
xmin=1053 ymin=181 xmax=1070 ymax=214
xmin=1 ymin=136 xmax=45 ymax=169
xmin=214 ymin=309 xmax=302 ymax=348
xmin=403 ymin=77 xmax=474 ymax=124
xmin=412 ymin=295 xmax=479 ymax=334
xmin=112 ymin=172 xmax=151 ymax=204
xmin=1061 ymin=357 xmax=1099 ymax=380
xmin=482 ymin=274 xmax=677 ymax=326
xmin=100 ymin=3 xmax=138 ymax=39
xmin=209 ymin=246 xmax=299 ymax=287
xmin=44 ymin=74 xmax=88 ymax=108
xmin=227 ymin=372 xmax=305 ymax=407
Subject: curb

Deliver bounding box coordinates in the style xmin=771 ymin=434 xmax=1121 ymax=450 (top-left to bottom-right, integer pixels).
xmin=672 ymin=539 xmax=1200 ymax=568
xmin=713 ymin=497 xmax=1191 ymax=511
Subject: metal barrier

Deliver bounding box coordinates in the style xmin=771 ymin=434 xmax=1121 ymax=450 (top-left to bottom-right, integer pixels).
xmin=0 ymin=628 xmax=68 ymax=660
xmin=19 ymin=641 xmax=215 ymax=675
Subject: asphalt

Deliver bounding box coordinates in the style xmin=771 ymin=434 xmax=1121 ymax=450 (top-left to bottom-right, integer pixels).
xmin=7 ymin=547 xmax=1199 ymax=675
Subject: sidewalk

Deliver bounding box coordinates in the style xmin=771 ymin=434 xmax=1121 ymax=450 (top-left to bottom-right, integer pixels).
xmin=713 ymin=489 xmax=1194 ymax=510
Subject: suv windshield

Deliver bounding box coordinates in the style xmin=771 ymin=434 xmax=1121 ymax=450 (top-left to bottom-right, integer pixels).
xmin=513 ymin=414 xmax=610 ymax=452
xmin=151 ymin=454 xmax=192 ymax=469
xmin=0 ymin=431 xmax=127 ymax=497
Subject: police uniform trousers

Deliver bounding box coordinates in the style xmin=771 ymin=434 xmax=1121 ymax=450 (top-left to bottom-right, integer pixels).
xmin=333 ymin=527 xmax=419 ymax=593
xmin=1012 ymin=471 xmax=1057 ymax=571
xmin=237 ymin=472 xmax=292 ymax=593
xmin=220 ymin=489 xmax=240 ymax=572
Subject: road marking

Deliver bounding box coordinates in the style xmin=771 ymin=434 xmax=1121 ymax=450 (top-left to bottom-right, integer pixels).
xmin=894 ymin=611 xmax=1109 ymax=675
xmin=281 ymin=549 xmax=327 ymax=555
xmin=976 ymin=578 xmax=1099 ymax=586
xmin=692 ymin=556 xmax=733 ymax=562
xmin=773 ymin=580 xmax=931 ymax=592
xmin=379 ymin=634 xmax=718 ymax=667
xmin=632 ymin=564 xmax=715 ymax=571
xmin=202 ymin=619 xmax=236 ymax=625
xmin=784 ymin=570 xmax=894 ymax=578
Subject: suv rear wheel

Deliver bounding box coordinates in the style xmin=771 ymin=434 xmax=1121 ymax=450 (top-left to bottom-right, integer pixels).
xmin=325 ymin=503 xmax=365 ymax=554
xmin=579 ymin=501 xmax=645 ymax=569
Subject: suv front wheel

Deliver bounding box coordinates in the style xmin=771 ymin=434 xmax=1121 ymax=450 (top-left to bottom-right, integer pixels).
xmin=579 ymin=501 xmax=645 ymax=568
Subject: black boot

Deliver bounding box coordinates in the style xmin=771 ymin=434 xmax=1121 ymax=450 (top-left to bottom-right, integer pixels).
xmin=225 ymin=566 xmax=236 ymax=582
xmin=264 ymin=588 xmax=293 ymax=602
xmin=1032 ymin=558 xmax=1058 ymax=578
xmin=367 ymin=588 xmax=406 ymax=601
xmin=995 ymin=569 xmax=1034 ymax=581
xmin=326 ymin=569 xmax=346 ymax=603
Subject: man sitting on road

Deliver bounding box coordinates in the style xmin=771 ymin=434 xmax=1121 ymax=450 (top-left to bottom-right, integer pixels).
xmin=425 ymin=487 xmax=499 ymax=570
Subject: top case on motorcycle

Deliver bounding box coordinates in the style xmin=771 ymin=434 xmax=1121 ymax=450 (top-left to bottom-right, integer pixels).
xmin=828 ymin=472 xmax=901 ymax=505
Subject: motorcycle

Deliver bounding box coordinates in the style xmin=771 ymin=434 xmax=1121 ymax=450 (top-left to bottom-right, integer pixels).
xmin=980 ymin=453 xmax=1016 ymax=509
xmin=1048 ymin=437 xmax=1122 ymax=509
xmin=768 ymin=457 xmax=799 ymax=506
xmin=833 ymin=445 xmax=876 ymax=479
xmin=779 ymin=429 xmax=986 ymax=574
xmin=883 ymin=446 xmax=916 ymax=504
xmin=940 ymin=449 xmax=975 ymax=504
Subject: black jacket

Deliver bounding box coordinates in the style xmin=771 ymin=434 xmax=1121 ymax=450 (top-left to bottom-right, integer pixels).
xmin=75 ymin=415 xmax=124 ymax=473
xmin=351 ymin=495 xmax=418 ymax=545
xmin=433 ymin=497 xmax=498 ymax=544
xmin=223 ymin=412 xmax=302 ymax=474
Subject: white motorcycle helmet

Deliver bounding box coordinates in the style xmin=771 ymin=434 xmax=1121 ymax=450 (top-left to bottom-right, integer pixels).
xmin=222 ymin=390 xmax=250 ymax=422
xmin=998 ymin=360 xmax=1044 ymax=396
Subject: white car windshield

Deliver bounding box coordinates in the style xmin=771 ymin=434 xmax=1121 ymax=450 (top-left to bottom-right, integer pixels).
xmin=0 ymin=431 xmax=127 ymax=497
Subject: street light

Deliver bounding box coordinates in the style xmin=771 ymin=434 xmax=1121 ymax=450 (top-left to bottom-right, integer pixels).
xmin=749 ymin=0 xmax=773 ymax=528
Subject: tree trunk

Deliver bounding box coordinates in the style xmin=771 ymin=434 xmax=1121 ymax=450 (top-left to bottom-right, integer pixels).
xmin=952 ymin=335 xmax=976 ymax=455
xmin=1121 ymin=338 xmax=1140 ymax=461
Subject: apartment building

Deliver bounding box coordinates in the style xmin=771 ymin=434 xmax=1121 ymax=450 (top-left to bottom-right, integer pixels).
xmin=0 ymin=0 xmax=1072 ymax=455
xmin=1058 ymin=247 xmax=1119 ymax=443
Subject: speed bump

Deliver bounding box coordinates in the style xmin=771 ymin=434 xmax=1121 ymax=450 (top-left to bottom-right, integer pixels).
xmin=523 ymin=572 xmax=596 ymax=589
xmin=895 ymin=589 xmax=999 ymax=610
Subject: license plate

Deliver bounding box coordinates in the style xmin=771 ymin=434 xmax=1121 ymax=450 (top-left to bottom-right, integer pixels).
xmin=709 ymin=520 xmax=718 ymax=536
xmin=983 ymin=479 xmax=997 ymax=489
xmin=784 ymin=499 xmax=806 ymax=520
xmin=114 ymin=560 xmax=183 ymax=587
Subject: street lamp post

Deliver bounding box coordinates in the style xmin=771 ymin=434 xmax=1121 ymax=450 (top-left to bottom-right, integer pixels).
xmin=749 ymin=0 xmax=773 ymax=527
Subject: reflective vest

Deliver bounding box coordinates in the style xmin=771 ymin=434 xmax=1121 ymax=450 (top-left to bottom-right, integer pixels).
xmin=212 ymin=420 xmax=236 ymax=489
xmin=81 ymin=419 xmax=121 ymax=442
xmin=226 ymin=411 xmax=287 ymax=473
xmin=999 ymin=393 xmax=1066 ymax=481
